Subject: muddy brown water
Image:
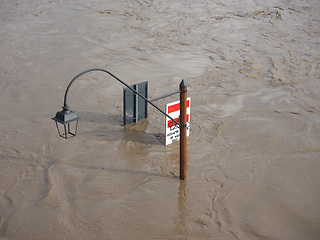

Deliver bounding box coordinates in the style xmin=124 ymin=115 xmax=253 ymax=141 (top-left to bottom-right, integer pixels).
xmin=1 ymin=1 xmax=320 ymax=239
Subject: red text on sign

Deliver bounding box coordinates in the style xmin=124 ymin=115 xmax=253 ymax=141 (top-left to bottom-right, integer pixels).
xmin=167 ymin=114 xmax=190 ymax=128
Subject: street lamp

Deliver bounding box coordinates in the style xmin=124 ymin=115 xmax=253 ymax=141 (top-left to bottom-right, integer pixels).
xmin=51 ymin=68 xmax=188 ymax=179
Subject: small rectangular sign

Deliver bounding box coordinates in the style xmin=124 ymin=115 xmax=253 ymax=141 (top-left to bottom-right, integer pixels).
xmin=165 ymin=97 xmax=190 ymax=145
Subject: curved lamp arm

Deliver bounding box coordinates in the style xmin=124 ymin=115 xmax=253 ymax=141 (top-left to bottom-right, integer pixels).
xmin=62 ymin=68 xmax=181 ymax=127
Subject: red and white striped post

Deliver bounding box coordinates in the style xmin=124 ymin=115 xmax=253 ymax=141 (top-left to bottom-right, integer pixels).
xmin=179 ymin=80 xmax=187 ymax=180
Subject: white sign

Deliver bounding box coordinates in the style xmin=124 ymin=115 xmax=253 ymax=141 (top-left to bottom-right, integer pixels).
xmin=165 ymin=97 xmax=191 ymax=145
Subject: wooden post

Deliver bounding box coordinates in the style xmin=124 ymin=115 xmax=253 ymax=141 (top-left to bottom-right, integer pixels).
xmin=180 ymin=80 xmax=187 ymax=180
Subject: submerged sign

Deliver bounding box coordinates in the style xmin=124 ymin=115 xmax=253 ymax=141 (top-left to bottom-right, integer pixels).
xmin=165 ymin=97 xmax=191 ymax=145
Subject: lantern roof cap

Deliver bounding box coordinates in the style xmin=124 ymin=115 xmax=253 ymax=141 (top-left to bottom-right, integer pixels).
xmin=52 ymin=106 xmax=80 ymax=125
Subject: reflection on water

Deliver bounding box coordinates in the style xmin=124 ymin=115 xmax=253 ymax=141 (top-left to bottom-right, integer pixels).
xmin=175 ymin=180 xmax=188 ymax=239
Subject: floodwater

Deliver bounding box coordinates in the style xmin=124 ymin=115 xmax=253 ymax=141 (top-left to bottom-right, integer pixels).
xmin=1 ymin=0 xmax=320 ymax=239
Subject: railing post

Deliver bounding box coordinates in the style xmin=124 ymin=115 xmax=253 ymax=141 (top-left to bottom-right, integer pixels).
xmin=180 ymin=80 xmax=187 ymax=180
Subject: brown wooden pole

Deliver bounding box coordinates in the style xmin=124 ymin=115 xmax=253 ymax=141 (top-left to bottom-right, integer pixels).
xmin=180 ymin=80 xmax=187 ymax=180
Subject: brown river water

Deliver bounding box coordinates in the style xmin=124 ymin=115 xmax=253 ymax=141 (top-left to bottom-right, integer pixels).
xmin=1 ymin=0 xmax=320 ymax=239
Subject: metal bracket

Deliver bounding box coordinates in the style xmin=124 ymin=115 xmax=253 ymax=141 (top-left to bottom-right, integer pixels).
xmin=123 ymin=81 xmax=148 ymax=125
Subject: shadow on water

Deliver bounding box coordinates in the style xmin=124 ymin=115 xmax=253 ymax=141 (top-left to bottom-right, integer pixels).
xmin=77 ymin=112 xmax=166 ymax=145
xmin=76 ymin=110 xmax=122 ymax=125
xmin=122 ymin=119 xmax=166 ymax=146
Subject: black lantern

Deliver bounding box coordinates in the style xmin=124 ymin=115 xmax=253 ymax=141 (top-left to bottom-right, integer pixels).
xmin=52 ymin=105 xmax=80 ymax=139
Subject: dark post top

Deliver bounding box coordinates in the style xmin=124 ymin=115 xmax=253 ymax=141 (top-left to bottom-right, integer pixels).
xmin=180 ymin=79 xmax=187 ymax=89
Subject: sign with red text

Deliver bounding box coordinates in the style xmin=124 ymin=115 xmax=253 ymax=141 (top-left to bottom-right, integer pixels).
xmin=165 ymin=97 xmax=190 ymax=145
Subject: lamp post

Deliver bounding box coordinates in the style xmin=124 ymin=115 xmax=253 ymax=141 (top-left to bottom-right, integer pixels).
xmin=179 ymin=80 xmax=187 ymax=180
xmin=52 ymin=68 xmax=187 ymax=179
